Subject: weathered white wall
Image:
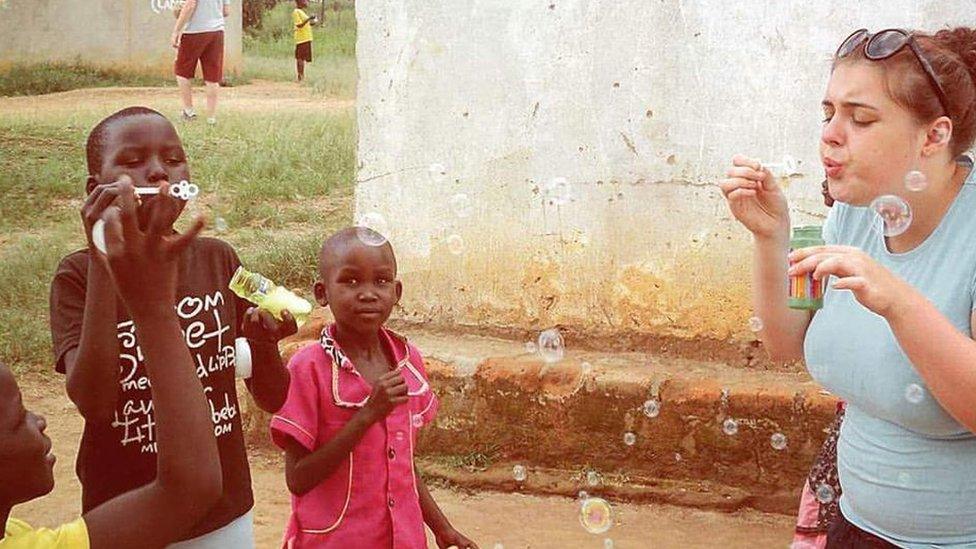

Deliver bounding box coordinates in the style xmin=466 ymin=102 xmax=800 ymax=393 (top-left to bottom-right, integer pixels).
xmin=355 ymin=1 xmax=975 ymax=343
xmin=0 ymin=0 xmax=242 ymax=75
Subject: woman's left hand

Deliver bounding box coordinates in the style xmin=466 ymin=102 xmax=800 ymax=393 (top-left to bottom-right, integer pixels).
xmin=788 ymin=244 xmax=912 ymax=318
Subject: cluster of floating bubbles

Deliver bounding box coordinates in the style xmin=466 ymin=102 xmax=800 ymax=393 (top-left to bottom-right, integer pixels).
xmin=537 ymin=328 xmax=565 ymax=363
xmin=579 ymin=497 xmax=614 ymax=534
xmin=355 ymin=212 xmax=390 ymax=246
xmin=869 ymin=195 xmax=913 ymax=237
xmin=905 ymin=383 xmax=925 ymax=404
xmin=904 ymin=170 xmax=928 ymax=192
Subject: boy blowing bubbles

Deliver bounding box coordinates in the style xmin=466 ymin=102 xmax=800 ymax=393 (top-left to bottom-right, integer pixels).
xmin=48 ymin=106 xmax=296 ymax=546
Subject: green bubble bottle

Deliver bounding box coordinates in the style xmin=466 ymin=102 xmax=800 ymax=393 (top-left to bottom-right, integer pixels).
xmin=229 ymin=266 xmax=312 ymax=326
xmin=788 ymin=226 xmax=825 ymax=310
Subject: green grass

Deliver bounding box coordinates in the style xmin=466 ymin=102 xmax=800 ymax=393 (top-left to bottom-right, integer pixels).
xmin=0 ymin=62 xmax=174 ymax=98
xmin=242 ymin=2 xmax=357 ymax=98
xmin=0 ymin=2 xmax=357 ymax=98
xmin=0 ymin=107 xmax=355 ymax=374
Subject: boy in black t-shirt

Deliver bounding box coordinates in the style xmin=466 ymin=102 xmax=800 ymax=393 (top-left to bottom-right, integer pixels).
xmin=48 ymin=106 xmax=295 ymax=547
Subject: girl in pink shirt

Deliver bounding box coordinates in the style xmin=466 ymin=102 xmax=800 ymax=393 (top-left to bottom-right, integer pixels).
xmin=271 ymin=227 xmax=477 ymax=548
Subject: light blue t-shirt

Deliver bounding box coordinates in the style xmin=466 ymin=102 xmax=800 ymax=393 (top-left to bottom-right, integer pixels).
xmin=805 ymin=164 xmax=976 ymax=547
xmin=183 ymin=0 xmax=230 ymax=34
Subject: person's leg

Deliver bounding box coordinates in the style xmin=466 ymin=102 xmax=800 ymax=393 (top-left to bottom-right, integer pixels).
xmin=204 ymin=81 xmax=219 ymax=122
xmin=177 ymin=76 xmax=194 ymax=114
xmin=199 ymin=31 xmax=225 ymax=123
xmin=297 ymin=59 xmax=305 ymax=82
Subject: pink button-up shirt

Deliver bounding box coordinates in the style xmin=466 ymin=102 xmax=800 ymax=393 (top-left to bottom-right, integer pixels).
xmin=270 ymin=325 xmax=439 ymax=548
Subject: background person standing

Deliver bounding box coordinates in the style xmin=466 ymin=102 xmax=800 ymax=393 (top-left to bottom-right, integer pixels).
xmin=172 ymin=0 xmax=231 ymax=125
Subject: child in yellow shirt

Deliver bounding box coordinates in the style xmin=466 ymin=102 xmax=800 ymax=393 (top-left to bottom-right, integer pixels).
xmin=293 ymin=0 xmax=317 ymax=82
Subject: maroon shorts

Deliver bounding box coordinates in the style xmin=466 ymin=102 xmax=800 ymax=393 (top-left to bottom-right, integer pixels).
xmin=295 ymin=41 xmax=312 ymax=62
xmin=174 ymin=30 xmax=224 ymax=83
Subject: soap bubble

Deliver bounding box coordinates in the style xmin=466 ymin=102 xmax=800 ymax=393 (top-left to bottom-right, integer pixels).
xmin=722 ymin=418 xmax=739 ymax=436
xmin=581 ymin=362 xmax=593 ymax=374
xmin=870 ymin=195 xmax=912 ymax=237
xmin=428 ymin=163 xmax=447 ymax=182
xmin=642 ymin=399 xmax=660 ymax=418
xmin=815 ymin=483 xmax=835 ymax=504
xmin=355 ymin=212 xmax=390 ymax=246
xmin=538 ymin=328 xmax=565 ymax=363
xmin=525 ymin=341 xmax=538 ymax=354
xmin=578 ymin=490 xmax=589 ymax=500
xmin=905 ymin=383 xmax=925 ymax=404
xmin=455 ymin=358 xmax=478 ymax=378
xmin=411 ymin=414 xmax=423 ymax=428
xmin=748 ymin=316 xmax=763 ymax=333
xmin=215 ymin=217 xmax=228 ymax=233
xmin=450 ymin=193 xmax=473 ymax=218
xmin=904 ymin=170 xmax=928 ymax=192
xmin=604 ymin=539 xmax=614 ymax=549
xmin=579 ymin=497 xmax=613 ymax=534
xmin=770 ymin=432 xmax=788 ymax=451
xmin=513 ymin=464 xmax=527 ymax=482
xmin=897 ymin=471 xmax=911 ymax=486
xmin=586 ymin=471 xmax=601 ymax=487
xmin=446 ymin=234 xmax=465 ymax=255
xmin=542 ymin=177 xmax=572 ymax=206
xmin=623 ymin=432 xmax=636 ymax=446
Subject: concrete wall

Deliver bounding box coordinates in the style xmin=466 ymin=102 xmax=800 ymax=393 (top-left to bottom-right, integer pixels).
xmin=0 ymin=0 xmax=242 ymax=75
xmin=355 ymin=1 xmax=974 ymax=347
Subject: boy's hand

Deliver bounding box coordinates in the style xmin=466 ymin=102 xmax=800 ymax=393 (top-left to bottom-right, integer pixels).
xmin=361 ymin=371 xmax=408 ymax=424
xmin=435 ymin=527 xmax=479 ymax=549
xmin=82 ymin=175 xmax=129 ymax=253
xmin=241 ymin=307 xmax=298 ymax=343
xmin=97 ymin=180 xmax=204 ymax=316
xmin=171 ymin=31 xmax=181 ymax=49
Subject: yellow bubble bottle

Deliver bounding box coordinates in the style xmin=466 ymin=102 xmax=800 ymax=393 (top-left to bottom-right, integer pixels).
xmin=228 ymin=266 xmax=312 ymax=326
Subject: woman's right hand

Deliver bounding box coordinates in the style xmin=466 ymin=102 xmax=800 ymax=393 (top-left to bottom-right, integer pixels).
xmin=719 ymin=155 xmax=790 ymax=241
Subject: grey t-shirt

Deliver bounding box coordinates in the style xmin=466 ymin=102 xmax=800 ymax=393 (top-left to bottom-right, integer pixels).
xmin=805 ymin=164 xmax=976 ymax=547
xmin=183 ymin=0 xmax=230 ymax=34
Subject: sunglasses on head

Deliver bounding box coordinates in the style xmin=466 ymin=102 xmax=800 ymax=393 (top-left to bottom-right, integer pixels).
xmin=835 ymin=28 xmax=951 ymax=118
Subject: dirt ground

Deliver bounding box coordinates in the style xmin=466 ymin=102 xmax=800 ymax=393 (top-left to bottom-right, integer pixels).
xmin=14 ymin=372 xmax=794 ymax=548
xmin=0 ymin=81 xmax=355 ymax=117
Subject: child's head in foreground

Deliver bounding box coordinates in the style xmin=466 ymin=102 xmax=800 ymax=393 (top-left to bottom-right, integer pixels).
xmin=0 ymin=361 xmax=55 ymax=508
xmin=314 ymin=227 xmax=401 ymax=334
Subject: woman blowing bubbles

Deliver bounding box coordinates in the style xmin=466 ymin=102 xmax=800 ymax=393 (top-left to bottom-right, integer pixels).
xmin=721 ymin=27 xmax=976 ymax=548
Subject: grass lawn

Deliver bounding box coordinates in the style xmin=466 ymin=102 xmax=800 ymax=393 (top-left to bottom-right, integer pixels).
xmin=0 ymin=2 xmax=356 ymax=99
